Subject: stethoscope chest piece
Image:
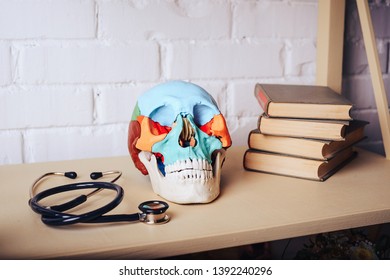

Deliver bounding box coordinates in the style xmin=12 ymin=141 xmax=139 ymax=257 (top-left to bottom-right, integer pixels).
xmin=138 ymin=200 xmax=170 ymax=225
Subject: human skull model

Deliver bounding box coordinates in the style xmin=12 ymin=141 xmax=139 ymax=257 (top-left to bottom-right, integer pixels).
xmin=128 ymin=81 xmax=232 ymax=204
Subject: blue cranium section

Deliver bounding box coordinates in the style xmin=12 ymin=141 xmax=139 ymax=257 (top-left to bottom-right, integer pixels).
xmin=137 ymin=80 xmax=220 ymax=126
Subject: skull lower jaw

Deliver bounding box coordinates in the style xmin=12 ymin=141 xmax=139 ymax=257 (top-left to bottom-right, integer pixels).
xmin=138 ymin=150 xmax=225 ymax=204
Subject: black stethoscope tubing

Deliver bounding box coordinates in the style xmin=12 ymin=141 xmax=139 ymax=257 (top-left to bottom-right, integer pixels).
xmin=29 ymin=181 xmax=133 ymax=226
xmin=28 ymin=171 xmax=169 ymax=226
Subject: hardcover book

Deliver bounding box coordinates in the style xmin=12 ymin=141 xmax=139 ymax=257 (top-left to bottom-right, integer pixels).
xmin=243 ymin=147 xmax=357 ymax=181
xmin=255 ymin=83 xmax=353 ymax=120
xmin=257 ymin=114 xmax=353 ymax=141
xmin=249 ymin=120 xmax=368 ymax=160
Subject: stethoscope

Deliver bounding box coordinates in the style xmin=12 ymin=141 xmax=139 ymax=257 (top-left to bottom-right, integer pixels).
xmin=28 ymin=171 xmax=170 ymax=226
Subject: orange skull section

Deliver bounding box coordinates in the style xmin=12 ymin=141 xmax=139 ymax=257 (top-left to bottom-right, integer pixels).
xmin=199 ymin=114 xmax=232 ymax=148
xmin=135 ymin=116 xmax=171 ymax=152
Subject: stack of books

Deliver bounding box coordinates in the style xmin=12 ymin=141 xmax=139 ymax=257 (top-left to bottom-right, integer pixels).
xmin=243 ymin=83 xmax=368 ymax=181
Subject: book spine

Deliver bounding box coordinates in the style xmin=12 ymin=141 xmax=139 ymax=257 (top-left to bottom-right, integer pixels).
xmin=254 ymin=84 xmax=271 ymax=114
xmin=247 ymin=130 xmax=253 ymax=149
xmin=257 ymin=115 xmax=264 ymax=133
xmin=247 ymin=129 xmax=260 ymax=149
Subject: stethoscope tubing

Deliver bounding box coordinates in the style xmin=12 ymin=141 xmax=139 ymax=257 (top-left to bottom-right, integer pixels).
xmin=29 ymin=181 xmax=130 ymax=226
xmin=28 ymin=171 xmax=170 ymax=226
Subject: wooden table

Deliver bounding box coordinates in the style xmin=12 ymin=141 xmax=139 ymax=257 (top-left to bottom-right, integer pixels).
xmin=1 ymin=146 xmax=389 ymax=259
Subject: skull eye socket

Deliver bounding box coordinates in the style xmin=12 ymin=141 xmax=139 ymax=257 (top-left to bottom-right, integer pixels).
xmin=150 ymin=105 xmax=175 ymax=127
xmin=193 ymin=104 xmax=216 ymax=127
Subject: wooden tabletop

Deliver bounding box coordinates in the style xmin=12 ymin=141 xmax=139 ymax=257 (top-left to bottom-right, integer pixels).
xmin=1 ymin=146 xmax=389 ymax=259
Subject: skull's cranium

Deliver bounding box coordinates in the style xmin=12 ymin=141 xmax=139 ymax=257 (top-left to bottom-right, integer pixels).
xmin=128 ymin=81 xmax=232 ymax=204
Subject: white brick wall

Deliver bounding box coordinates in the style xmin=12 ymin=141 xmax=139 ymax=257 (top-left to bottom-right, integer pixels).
xmin=23 ymin=124 xmax=128 ymax=163
xmin=0 ymin=0 xmax=320 ymax=165
xmin=98 ymin=0 xmax=231 ymax=40
xmin=0 ymin=131 xmax=23 ymax=164
xmin=0 ymin=42 xmax=12 ymax=86
xmin=0 ymin=0 xmax=96 ymax=39
xmin=165 ymin=40 xmax=285 ymax=79
xmin=234 ymin=1 xmax=318 ymax=39
xmin=16 ymin=43 xmax=160 ymax=84
xmin=0 ymin=86 xmax=94 ymax=129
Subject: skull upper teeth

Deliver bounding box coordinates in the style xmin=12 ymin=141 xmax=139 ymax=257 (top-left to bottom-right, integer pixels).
xmin=164 ymin=159 xmax=213 ymax=180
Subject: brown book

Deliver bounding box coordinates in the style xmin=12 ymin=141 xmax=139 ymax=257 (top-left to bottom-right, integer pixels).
xmin=249 ymin=120 xmax=368 ymax=160
xmin=243 ymin=147 xmax=357 ymax=181
xmin=258 ymin=114 xmax=351 ymax=141
xmin=255 ymin=83 xmax=353 ymax=120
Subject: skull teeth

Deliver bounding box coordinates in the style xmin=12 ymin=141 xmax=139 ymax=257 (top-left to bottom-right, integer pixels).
xmin=166 ymin=170 xmax=213 ymax=181
xmin=165 ymin=159 xmax=213 ymax=180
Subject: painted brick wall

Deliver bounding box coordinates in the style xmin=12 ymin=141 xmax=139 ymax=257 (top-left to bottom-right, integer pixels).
xmin=342 ymin=0 xmax=390 ymax=156
xmin=0 ymin=0 xmax=320 ymax=165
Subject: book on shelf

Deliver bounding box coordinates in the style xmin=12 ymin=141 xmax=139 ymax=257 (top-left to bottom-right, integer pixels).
xmin=257 ymin=114 xmax=355 ymax=141
xmin=255 ymin=83 xmax=353 ymax=120
xmin=243 ymin=147 xmax=357 ymax=181
xmin=249 ymin=120 xmax=368 ymax=160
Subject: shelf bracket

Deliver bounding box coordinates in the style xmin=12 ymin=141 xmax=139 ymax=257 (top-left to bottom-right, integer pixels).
xmin=316 ymin=0 xmax=345 ymax=94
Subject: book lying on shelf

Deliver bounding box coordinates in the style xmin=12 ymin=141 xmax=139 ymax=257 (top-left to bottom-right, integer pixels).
xmin=255 ymin=83 xmax=353 ymax=120
xmin=243 ymin=147 xmax=357 ymax=181
xmin=257 ymin=114 xmax=353 ymax=141
xmin=248 ymin=120 xmax=368 ymax=160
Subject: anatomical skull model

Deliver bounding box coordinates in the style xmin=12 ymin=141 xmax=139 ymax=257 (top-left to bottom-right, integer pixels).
xmin=128 ymin=81 xmax=232 ymax=204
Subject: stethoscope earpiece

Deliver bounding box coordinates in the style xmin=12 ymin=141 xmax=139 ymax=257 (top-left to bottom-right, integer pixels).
xmin=90 ymin=172 xmax=103 ymax=180
xmin=64 ymin=171 xmax=77 ymax=179
xmin=29 ymin=171 xmax=170 ymax=226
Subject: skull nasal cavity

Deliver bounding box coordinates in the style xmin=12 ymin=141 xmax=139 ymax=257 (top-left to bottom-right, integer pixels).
xmin=179 ymin=117 xmax=197 ymax=148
